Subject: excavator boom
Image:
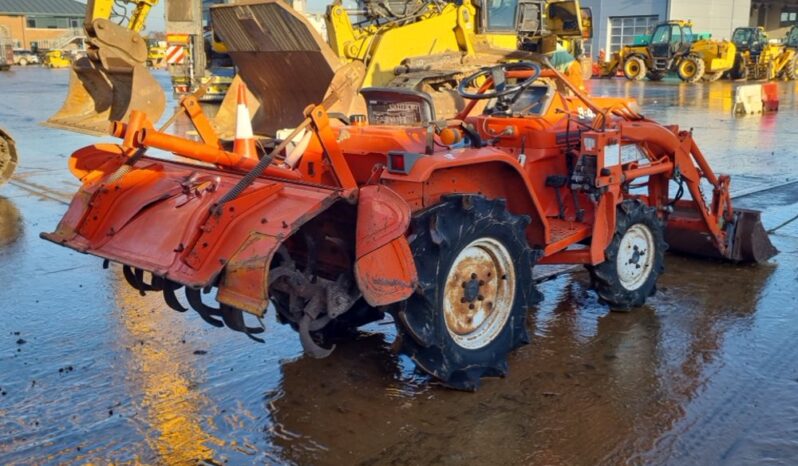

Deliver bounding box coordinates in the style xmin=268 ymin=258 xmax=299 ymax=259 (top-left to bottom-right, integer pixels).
xmin=44 ymin=0 xmax=165 ymax=136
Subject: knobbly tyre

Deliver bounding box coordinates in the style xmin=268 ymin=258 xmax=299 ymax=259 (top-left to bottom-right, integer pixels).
xmin=42 ymin=58 xmax=776 ymax=390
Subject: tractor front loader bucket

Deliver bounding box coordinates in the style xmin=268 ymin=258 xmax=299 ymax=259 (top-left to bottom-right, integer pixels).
xmin=44 ymin=19 xmax=165 ymax=136
xmin=666 ymin=206 xmax=777 ymax=263
xmin=210 ymin=1 xmax=365 ymax=137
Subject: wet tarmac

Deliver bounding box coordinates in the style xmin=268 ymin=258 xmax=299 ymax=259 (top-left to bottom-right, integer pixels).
xmin=1 ymin=67 xmax=798 ymax=465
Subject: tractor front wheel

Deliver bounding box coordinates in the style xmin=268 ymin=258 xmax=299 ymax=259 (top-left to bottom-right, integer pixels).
xmin=391 ymin=195 xmax=541 ymax=390
xmin=623 ymin=57 xmax=647 ymax=81
xmin=587 ymin=200 xmax=666 ymax=311
xmin=677 ymin=56 xmax=706 ymax=83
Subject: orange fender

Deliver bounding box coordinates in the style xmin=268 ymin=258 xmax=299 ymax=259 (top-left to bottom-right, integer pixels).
xmin=354 ymin=185 xmax=417 ymax=307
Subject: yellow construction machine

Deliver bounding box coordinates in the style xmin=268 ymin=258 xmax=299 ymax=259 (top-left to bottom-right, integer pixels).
xmin=212 ymin=0 xmax=592 ymax=135
xmin=44 ymin=0 xmax=165 ymax=136
xmin=42 ymin=50 xmax=73 ymax=68
xmin=600 ymin=20 xmax=736 ymax=83
xmin=728 ymin=27 xmax=797 ymax=81
xmin=46 ymin=0 xmax=592 ymax=137
xmin=785 ymin=26 xmax=798 ymax=79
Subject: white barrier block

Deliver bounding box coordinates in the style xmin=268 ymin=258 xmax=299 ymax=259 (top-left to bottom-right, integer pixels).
xmin=733 ymin=84 xmax=763 ymax=115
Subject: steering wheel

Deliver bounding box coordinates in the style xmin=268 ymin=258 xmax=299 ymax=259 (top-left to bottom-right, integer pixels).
xmin=457 ymin=62 xmax=542 ymax=102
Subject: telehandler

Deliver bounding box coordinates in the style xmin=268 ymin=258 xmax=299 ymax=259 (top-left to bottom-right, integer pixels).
xmin=728 ymin=27 xmax=797 ymax=81
xmin=42 ymin=56 xmax=776 ymax=390
xmin=600 ymin=20 xmax=736 ymax=83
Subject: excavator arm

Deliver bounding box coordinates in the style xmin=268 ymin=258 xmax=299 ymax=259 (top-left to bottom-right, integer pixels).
xmin=44 ymin=0 xmax=165 ymax=136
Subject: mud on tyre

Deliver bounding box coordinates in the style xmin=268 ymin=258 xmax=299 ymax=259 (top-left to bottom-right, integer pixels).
xmin=587 ymin=200 xmax=666 ymax=310
xmin=390 ymin=195 xmax=542 ymax=391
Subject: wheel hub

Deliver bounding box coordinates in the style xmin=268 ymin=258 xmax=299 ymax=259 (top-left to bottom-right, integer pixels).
xmin=616 ymin=224 xmax=655 ymax=291
xmin=443 ymin=238 xmax=515 ymax=350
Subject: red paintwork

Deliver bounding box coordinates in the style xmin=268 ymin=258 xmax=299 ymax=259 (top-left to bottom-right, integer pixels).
xmin=43 ymin=65 xmax=742 ymax=316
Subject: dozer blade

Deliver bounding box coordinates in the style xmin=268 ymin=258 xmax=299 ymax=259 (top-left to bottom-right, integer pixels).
xmin=210 ymin=1 xmax=365 ymax=137
xmin=44 ymin=57 xmax=165 ymax=136
xmin=666 ymin=208 xmax=777 ymax=263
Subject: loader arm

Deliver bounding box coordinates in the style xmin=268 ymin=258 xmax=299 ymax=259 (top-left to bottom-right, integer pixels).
xmin=44 ymin=0 xmax=165 ymax=136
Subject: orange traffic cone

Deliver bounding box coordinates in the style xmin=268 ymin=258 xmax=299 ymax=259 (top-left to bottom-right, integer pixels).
xmin=233 ymin=83 xmax=258 ymax=160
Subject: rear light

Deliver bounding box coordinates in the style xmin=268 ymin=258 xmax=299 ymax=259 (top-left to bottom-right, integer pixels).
xmin=389 ymin=153 xmax=405 ymax=171
xmin=386 ymin=151 xmax=422 ymax=175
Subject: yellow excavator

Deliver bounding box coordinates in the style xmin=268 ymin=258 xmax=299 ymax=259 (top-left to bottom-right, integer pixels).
xmin=46 ymin=0 xmax=592 ymax=138
xmin=212 ymin=0 xmax=593 ymax=135
xmin=44 ymin=0 xmax=165 ymax=136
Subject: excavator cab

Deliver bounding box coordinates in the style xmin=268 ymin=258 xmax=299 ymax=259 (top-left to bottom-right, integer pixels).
xmin=482 ymin=0 xmax=586 ymax=52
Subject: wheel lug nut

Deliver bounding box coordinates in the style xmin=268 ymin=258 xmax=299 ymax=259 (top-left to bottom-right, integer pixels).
xmin=478 ymin=295 xmax=484 ymax=301
xmin=468 ymin=303 xmax=475 ymax=310
xmin=478 ymin=280 xmax=485 ymax=286
xmin=460 ymin=297 xmax=466 ymax=303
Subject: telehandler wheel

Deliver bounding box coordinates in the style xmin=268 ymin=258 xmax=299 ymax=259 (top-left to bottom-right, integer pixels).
xmin=646 ymin=71 xmax=666 ymax=81
xmin=730 ymin=53 xmax=749 ymax=80
xmin=785 ymin=56 xmax=798 ymax=80
xmin=391 ymin=195 xmax=541 ymax=391
xmin=587 ymin=200 xmax=666 ymax=311
xmin=677 ymin=56 xmax=705 ymax=83
xmin=702 ymin=71 xmax=724 ymax=82
xmin=623 ymin=57 xmax=647 ymax=81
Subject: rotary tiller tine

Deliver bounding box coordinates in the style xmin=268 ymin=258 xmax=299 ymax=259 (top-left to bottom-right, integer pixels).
xmin=185 ymin=287 xmax=225 ymax=328
xmin=134 ymin=268 xmax=147 ymax=296
xmin=298 ymin=314 xmax=335 ymax=359
xmin=123 ymin=265 xmax=146 ymax=295
xmin=163 ymin=281 xmax=188 ymax=313
xmin=220 ymin=305 xmax=265 ymax=343
xmin=146 ymin=274 xmax=165 ymax=292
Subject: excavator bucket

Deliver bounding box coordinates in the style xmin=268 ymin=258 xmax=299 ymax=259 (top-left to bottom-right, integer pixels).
xmin=210 ymin=0 xmax=365 ymax=137
xmin=666 ymin=207 xmax=777 ymax=263
xmin=44 ymin=19 xmax=165 ymax=136
xmin=0 ymin=127 xmax=17 ymax=185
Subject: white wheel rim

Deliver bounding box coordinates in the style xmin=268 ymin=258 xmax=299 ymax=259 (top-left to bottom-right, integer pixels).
xmin=442 ymin=238 xmax=516 ymax=350
xmin=616 ymin=224 xmax=655 ymax=291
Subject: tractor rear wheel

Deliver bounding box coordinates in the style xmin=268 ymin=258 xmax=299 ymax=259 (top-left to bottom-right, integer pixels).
xmin=623 ymin=57 xmax=647 ymax=81
xmin=677 ymin=56 xmax=705 ymax=83
xmin=587 ymin=200 xmax=666 ymax=311
xmin=391 ymin=195 xmax=541 ymax=390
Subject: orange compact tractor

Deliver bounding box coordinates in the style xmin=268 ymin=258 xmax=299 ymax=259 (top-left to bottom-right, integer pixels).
xmin=42 ymin=59 xmax=775 ymax=390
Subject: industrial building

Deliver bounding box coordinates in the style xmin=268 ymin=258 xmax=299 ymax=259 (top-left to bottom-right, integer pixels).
xmin=582 ymin=0 xmax=797 ymax=59
xmin=0 ymin=0 xmax=85 ymax=50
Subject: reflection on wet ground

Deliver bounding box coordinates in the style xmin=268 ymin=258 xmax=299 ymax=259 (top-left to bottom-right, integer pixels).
xmin=1 ymin=68 xmax=798 ymax=464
